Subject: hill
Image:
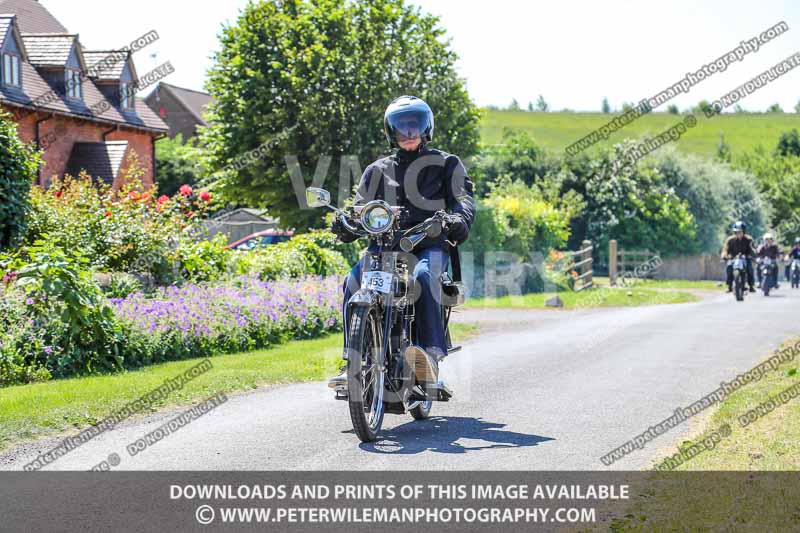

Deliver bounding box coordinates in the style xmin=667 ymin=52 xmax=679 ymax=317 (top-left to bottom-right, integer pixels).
xmin=480 ymin=110 xmax=800 ymax=158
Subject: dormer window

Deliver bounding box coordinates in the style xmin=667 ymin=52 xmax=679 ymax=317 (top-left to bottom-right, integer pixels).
xmin=120 ymin=82 xmax=134 ymax=110
xmin=2 ymin=53 xmax=20 ymax=87
xmin=65 ymin=68 xmax=82 ymax=99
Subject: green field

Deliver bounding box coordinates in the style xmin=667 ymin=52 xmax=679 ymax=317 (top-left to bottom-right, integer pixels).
xmin=480 ymin=110 xmax=800 ymax=158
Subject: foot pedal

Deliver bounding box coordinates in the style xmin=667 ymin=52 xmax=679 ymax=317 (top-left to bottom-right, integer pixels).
xmin=334 ymin=385 xmax=348 ymax=400
xmin=423 ymin=381 xmax=453 ymax=402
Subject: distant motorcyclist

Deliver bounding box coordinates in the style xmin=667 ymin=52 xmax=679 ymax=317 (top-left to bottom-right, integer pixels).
xmin=757 ymin=233 xmax=781 ymax=289
xmin=784 ymin=237 xmax=800 ymax=281
xmin=721 ymin=221 xmax=756 ymax=293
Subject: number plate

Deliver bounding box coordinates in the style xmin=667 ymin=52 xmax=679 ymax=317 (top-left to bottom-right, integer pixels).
xmin=361 ymin=271 xmax=393 ymax=294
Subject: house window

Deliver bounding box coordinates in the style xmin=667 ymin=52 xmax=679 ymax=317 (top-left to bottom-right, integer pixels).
xmin=2 ymin=53 xmax=21 ymax=87
xmin=120 ymin=82 xmax=134 ymax=109
xmin=65 ymin=69 xmax=82 ymax=99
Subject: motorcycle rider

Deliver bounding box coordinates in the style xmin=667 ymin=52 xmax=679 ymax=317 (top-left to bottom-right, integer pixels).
xmin=756 ymin=233 xmax=781 ymax=289
xmin=784 ymin=237 xmax=800 ymax=281
xmin=721 ymin=221 xmax=756 ymax=293
xmin=328 ymin=96 xmax=475 ymax=390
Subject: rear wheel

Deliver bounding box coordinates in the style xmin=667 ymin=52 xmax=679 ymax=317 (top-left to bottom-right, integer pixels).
xmin=346 ymin=306 xmax=385 ymax=443
xmin=410 ymin=399 xmax=433 ymax=420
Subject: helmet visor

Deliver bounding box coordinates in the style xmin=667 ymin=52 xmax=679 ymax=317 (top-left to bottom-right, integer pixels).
xmin=387 ymin=110 xmax=430 ymax=142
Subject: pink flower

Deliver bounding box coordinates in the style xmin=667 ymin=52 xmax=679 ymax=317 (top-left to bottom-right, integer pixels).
xmin=179 ymin=185 xmax=193 ymax=197
xmin=199 ymin=191 xmax=212 ymax=202
xmin=157 ymin=195 xmax=170 ymax=204
xmin=55 ymin=190 xmax=63 ymax=198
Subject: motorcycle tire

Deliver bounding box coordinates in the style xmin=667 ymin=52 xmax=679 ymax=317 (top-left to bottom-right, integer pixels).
xmin=735 ymin=275 xmax=744 ymax=302
xmin=346 ymin=306 xmax=385 ymax=443
xmin=410 ymin=400 xmax=433 ymax=420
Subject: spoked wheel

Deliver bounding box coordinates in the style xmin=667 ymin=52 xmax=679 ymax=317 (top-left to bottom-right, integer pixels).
xmin=763 ymin=274 xmax=770 ymax=296
xmin=410 ymin=399 xmax=433 ymax=420
xmin=346 ymin=306 xmax=385 ymax=442
xmin=735 ymin=274 xmax=744 ymax=301
xmin=793 ymin=271 xmax=799 ymax=288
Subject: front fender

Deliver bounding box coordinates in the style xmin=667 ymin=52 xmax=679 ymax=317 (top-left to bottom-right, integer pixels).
xmin=347 ymin=288 xmax=380 ymax=308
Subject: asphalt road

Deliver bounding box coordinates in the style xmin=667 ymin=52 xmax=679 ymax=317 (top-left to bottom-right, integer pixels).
xmin=4 ymin=286 xmax=800 ymax=471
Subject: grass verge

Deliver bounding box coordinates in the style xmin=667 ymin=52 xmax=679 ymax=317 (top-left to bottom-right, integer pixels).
xmin=465 ymin=287 xmax=698 ymax=310
xmin=0 ymin=323 xmax=479 ymax=452
xmin=600 ymin=337 xmax=800 ymax=531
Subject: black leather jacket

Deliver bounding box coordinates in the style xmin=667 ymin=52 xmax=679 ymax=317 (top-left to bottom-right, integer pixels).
xmin=346 ymin=146 xmax=475 ymax=251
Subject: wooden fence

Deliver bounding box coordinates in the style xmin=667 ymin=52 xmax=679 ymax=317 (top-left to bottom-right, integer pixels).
xmin=562 ymin=240 xmax=594 ymax=291
xmin=608 ymin=240 xmax=661 ymax=285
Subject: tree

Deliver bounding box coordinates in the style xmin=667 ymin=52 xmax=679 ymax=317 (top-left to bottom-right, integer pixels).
xmin=795 ymin=100 xmax=800 ymax=114
xmin=201 ymin=0 xmax=480 ymax=230
xmin=536 ymin=94 xmax=549 ymax=112
xmin=696 ymin=100 xmax=713 ymax=115
xmin=527 ymin=101 xmax=534 ymax=112
xmin=621 ymin=102 xmax=633 ymax=112
xmin=601 ymin=97 xmax=611 ymax=114
xmin=734 ymin=104 xmax=746 ymax=113
xmin=666 ymin=104 xmax=679 ymax=115
xmin=155 ymin=135 xmax=207 ymax=197
xmin=0 ymin=111 xmax=40 ymax=250
xmin=767 ymin=103 xmax=784 ymax=113
xmin=776 ymin=129 xmax=800 ymax=157
xmin=509 ymin=98 xmax=520 ymax=111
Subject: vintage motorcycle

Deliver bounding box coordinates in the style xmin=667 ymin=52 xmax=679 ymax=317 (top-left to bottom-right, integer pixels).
xmin=305 ymin=187 xmax=465 ymax=442
xmin=790 ymin=258 xmax=800 ymax=289
xmin=758 ymin=257 xmax=778 ymax=296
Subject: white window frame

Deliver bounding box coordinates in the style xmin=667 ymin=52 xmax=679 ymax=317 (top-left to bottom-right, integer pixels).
xmin=65 ymin=68 xmax=82 ymax=100
xmin=2 ymin=53 xmax=21 ymax=87
xmin=120 ymin=82 xmax=134 ymax=110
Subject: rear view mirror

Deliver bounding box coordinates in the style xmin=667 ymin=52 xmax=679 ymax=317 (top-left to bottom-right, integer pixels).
xmin=306 ymin=187 xmax=331 ymax=208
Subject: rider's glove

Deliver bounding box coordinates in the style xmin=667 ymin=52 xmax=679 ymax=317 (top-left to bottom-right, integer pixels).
xmin=447 ymin=214 xmax=469 ymax=244
xmin=330 ymin=216 xmax=359 ymax=244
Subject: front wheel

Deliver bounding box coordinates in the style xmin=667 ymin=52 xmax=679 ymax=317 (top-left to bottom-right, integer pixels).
xmin=734 ymin=272 xmax=744 ymax=301
xmin=346 ymin=306 xmax=385 ymax=442
xmin=763 ymin=273 xmax=770 ymax=296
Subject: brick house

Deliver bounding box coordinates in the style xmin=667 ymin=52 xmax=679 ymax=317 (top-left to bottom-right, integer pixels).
xmin=0 ymin=0 xmax=167 ymax=188
xmin=145 ymin=82 xmax=213 ymax=142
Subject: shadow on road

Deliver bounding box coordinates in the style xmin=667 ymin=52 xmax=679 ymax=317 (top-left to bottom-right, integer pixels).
xmin=356 ymin=417 xmax=554 ymax=455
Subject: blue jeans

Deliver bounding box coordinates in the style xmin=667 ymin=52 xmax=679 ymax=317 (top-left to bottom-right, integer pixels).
xmin=342 ymin=246 xmax=449 ymax=357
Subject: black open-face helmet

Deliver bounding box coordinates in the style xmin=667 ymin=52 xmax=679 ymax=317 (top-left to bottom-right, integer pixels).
xmin=383 ymin=96 xmax=434 ymax=149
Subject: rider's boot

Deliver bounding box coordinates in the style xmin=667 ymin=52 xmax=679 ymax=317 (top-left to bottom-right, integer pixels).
xmin=327 ymin=350 xmax=348 ymax=390
xmin=403 ymin=346 xmax=440 ymax=386
xmin=726 ymin=286 xmax=732 ymax=293
xmin=749 ymin=286 xmax=756 ymax=292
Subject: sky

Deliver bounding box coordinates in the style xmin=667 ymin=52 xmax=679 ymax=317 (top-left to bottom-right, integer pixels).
xmin=43 ymin=0 xmax=800 ymax=112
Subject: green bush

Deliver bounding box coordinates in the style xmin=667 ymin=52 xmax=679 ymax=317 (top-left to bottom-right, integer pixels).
xmin=176 ymin=233 xmax=230 ymax=283
xmin=1 ymin=241 xmax=123 ymax=383
xmin=243 ymin=235 xmax=349 ymax=281
xmin=653 ymin=149 xmax=768 ymax=253
xmin=25 ymin=170 xmax=218 ymax=284
xmin=0 ymin=110 xmax=40 ymax=250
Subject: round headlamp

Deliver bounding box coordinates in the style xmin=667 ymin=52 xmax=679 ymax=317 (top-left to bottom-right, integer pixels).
xmin=360 ymin=201 xmax=395 ymax=234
